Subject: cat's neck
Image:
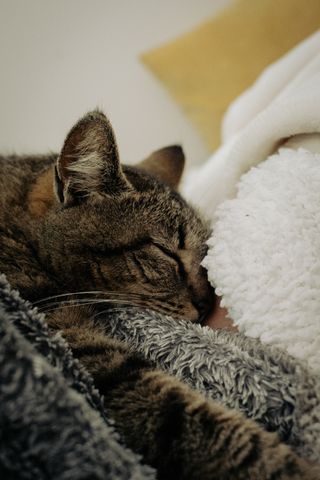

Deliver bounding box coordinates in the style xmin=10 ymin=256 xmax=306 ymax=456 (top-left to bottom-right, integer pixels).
xmin=0 ymin=156 xmax=59 ymax=300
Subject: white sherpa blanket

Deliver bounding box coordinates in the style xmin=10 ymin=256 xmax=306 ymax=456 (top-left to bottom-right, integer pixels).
xmin=183 ymin=30 xmax=320 ymax=374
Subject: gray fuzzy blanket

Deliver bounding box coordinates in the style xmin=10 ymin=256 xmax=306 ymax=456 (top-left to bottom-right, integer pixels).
xmin=2 ymin=272 xmax=320 ymax=478
xmin=0 ymin=275 xmax=155 ymax=480
xmin=103 ymin=307 xmax=320 ymax=463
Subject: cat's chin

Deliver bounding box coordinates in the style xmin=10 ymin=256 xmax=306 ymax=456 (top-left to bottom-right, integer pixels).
xmin=202 ymin=296 xmax=238 ymax=332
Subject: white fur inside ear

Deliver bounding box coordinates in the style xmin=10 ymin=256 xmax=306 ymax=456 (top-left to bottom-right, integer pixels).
xmin=66 ymin=152 xmax=105 ymax=194
xmin=203 ymin=147 xmax=320 ymax=373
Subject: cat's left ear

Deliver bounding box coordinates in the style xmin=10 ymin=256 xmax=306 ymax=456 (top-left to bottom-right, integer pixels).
xmin=55 ymin=110 xmax=131 ymax=205
xmin=136 ymin=145 xmax=185 ymax=189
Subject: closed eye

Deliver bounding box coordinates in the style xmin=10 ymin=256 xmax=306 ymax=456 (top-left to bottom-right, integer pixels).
xmin=178 ymin=224 xmax=185 ymax=249
xmin=129 ymin=242 xmax=184 ymax=286
xmin=89 ymin=237 xmax=151 ymax=257
xmin=89 ymin=237 xmax=187 ymax=282
xmin=152 ymin=242 xmax=187 ymax=281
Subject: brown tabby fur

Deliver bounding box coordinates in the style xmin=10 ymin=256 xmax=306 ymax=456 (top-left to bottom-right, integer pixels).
xmin=0 ymin=111 xmax=319 ymax=479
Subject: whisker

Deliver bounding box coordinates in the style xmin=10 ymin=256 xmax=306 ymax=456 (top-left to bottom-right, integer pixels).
xmin=37 ymin=297 xmax=113 ymax=312
xmin=37 ymin=295 xmax=165 ymax=313
xmin=33 ymin=290 xmax=165 ymax=306
xmin=42 ymin=299 xmax=135 ymax=315
xmin=33 ymin=291 xmax=106 ymax=305
xmin=92 ymin=308 xmax=113 ymax=322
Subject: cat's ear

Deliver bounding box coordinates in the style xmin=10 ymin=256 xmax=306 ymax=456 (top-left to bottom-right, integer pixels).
xmin=137 ymin=145 xmax=185 ymax=189
xmin=54 ymin=110 xmax=131 ymax=205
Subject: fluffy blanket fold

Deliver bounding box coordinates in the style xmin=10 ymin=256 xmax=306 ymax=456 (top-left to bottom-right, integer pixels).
xmin=203 ymin=147 xmax=320 ymax=372
xmin=104 ymin=307 xmax=320 ymax=462
xmin=184 ymin=29 xmax=320 ymax=212
xmin=0 ymin=274 xmax=155 ymax=480
xmin=1 ymin=272 xmax=320 ymax=479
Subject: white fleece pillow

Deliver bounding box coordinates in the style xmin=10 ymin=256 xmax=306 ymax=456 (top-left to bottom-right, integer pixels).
xmin=203 ymin=147 xmax=320 ymax=373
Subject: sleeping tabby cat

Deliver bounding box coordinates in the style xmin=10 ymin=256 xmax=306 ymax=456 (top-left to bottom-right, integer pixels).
xmin=1 ymin=111 xmax=319 ymax=479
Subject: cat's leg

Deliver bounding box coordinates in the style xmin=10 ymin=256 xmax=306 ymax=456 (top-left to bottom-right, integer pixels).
xmin=48 ymin=308 xmax=319 ymax=480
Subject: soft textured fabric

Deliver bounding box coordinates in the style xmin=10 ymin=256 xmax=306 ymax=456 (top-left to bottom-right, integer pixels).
xmin=0 ymin=274 xmax=155 ymax=480
xmin=103 ymin=307 xmax=320 ymax=462
xmin=141 ymin=0 xmax=320 ymax=151
xmin=2 ymin=273 xmax=320 ymax=474
xmin=182 ymin=30 xmax=320 ymax=373
xmin=203 ymin=147 xmax=320 ymax=373
xmin=183 ymin=30 xmax=320 ymax=212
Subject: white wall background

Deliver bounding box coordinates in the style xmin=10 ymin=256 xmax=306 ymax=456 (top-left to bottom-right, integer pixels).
xmin=0 ymin=0 xmax=231 ymax=166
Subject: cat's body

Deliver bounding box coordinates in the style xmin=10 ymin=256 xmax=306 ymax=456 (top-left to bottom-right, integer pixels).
xmin=1 ymin=111 xmax=319 ymax=479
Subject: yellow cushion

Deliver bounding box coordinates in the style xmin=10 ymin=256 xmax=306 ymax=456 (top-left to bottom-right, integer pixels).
xmin=141 ymin=0 xmax=320 ymax=151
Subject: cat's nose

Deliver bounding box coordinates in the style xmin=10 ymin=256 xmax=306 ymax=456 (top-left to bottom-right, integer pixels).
xmin=192 ymin=291 xmax=215 ymax=324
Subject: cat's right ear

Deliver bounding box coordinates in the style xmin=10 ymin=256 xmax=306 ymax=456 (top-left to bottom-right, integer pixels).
xmin=136 ymin=145 xmax=185 ymax=189
xmin=54 ymin=110 xmax=132 ymax=206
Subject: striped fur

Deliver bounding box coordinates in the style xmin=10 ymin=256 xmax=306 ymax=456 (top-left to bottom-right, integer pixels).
xmin=1 ymin=111 xmax=319 ymax=479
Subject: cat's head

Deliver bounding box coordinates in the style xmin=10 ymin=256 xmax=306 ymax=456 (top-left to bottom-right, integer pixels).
xmin=39 ymin=111 xmax=214 ymax=322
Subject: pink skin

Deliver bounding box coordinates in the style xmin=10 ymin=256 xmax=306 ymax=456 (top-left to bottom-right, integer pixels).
xmin=203 ymin=295 xmax=238 ymax=332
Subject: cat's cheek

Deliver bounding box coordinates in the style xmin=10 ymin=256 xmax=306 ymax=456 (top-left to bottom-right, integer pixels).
xmin=181 ymin=303 xmax=201 ymax=323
